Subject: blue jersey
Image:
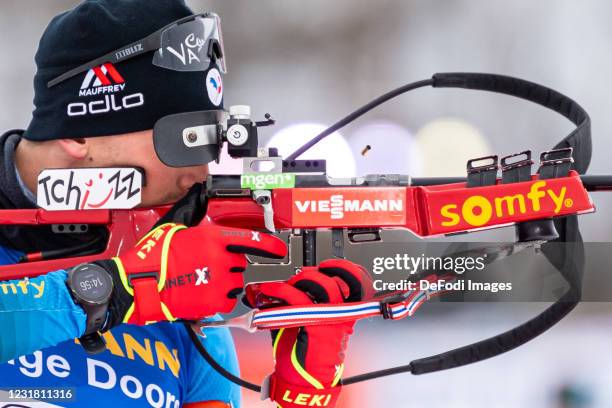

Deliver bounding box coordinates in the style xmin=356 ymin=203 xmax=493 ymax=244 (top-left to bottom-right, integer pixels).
xmin=0 ymin=247 xmax=241 ymax=407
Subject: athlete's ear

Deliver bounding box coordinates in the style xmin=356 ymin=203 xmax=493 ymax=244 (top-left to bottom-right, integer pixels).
xmin=57 ymin=138 xmax=89 ymax=161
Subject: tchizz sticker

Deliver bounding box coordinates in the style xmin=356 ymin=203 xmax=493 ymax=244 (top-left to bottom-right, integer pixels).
xmin=37 ymin=168 xmax=142 ymax=210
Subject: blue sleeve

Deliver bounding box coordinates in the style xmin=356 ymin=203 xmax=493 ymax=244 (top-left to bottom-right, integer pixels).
xmin=0 ymin=245 xmax=24 ymax=264
xmin=0 ymin=269 xmax=87 ymax=363
xmin=185 ymin=318 xmax=241 ymax=406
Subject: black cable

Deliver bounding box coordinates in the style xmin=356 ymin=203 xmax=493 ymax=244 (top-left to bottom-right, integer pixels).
xmin=186 ymin=318 xmax=397 ymax=390
xmin=342 ymin=364 xmax=413 ymax=385
xmin=184 ymin=322 xmax=262 ymax=392
xmin=284 ymin=79 xmax=434 ymax=161
xmin=187 ymin=267 xmax=579 ymax=391
xmin=18 ymin=235 xmax=104 ymax=263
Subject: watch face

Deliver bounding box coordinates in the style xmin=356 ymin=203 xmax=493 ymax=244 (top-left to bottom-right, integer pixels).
xmin=70 ymin=264 xmax=113 ymax=304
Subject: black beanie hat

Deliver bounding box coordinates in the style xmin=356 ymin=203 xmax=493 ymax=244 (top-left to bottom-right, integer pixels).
xmin=24 ymin=0 xmax=224 ymax=141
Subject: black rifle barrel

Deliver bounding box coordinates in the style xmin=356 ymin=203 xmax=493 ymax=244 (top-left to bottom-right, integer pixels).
xmin=208 ymin=175 xmax=612 ymax=192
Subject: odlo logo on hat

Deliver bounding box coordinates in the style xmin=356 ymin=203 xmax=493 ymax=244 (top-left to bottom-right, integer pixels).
xmin=67 ymin=63 xmax=144 ymax=117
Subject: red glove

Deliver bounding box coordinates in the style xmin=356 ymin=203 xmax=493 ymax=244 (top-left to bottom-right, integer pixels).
xmin=245 ymin=259 xmax=374 ymax=408
xmin=103 ymin=221 xmax=287 ymax=326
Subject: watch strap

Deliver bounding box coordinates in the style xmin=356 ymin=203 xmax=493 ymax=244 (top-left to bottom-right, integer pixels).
xmin=79 ymin=332 xmax=107 ymax=355
xmin=79 ymin=299 xmax=109 ymax=335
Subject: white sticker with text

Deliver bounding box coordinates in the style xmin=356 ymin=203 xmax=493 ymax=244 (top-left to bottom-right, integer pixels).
xmin=37 ymin=168 xmax=142 ymax=210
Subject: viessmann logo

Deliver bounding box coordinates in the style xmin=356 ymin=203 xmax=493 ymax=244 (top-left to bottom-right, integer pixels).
xmin=295 ymin=195 xmax=403 ymax=220
xmin=292 ymin=188 xmax=407 ymax=226
xmin=438 ymin=180 xmax=573 ymax=228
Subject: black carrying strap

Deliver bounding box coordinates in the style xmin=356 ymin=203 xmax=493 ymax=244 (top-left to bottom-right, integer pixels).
xmin=404 ymin=73 xmax=589 ymax=375
xmin=408 ymin=228 xmax=583 ymax=375
xmin=432 ymin=72 xmax=591 ymax=173
xmin=409 ymin=292 xmax=579 ymax=374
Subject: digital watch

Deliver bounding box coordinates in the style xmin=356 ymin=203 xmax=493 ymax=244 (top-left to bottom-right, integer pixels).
xmin=66 ymin=263 xmax=114 ymax=354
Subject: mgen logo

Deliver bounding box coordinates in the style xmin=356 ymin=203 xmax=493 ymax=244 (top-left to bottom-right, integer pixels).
xmin=79 ymin=63 xmax=126 ymax=97
xmin=292 ymin=187 xmax=407 ymax=227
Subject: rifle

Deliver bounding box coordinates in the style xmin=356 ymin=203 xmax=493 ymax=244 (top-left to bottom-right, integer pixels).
xmin=3 ymin=73 xmax=612 ymax=391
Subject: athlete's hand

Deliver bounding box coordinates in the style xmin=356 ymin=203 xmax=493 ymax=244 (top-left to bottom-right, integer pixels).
xmin=100 ymin=221 xmax=287 ymax=326
xmin=244 ymin=259 xmax=374 ymax=408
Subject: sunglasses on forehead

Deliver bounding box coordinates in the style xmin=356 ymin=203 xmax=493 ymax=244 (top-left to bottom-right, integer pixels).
xmin=47 ymin=12 xmax=226 ymax=88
